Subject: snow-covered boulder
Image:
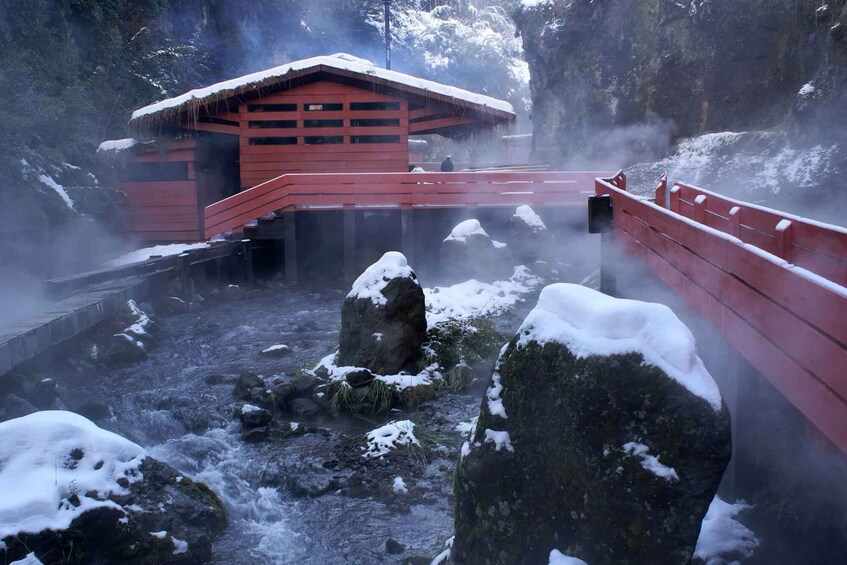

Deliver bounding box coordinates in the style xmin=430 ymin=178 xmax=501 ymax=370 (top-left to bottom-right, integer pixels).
xmin=452 ymin=284 xmax=731 ymax=565
xmin=440 ymin=219 xmax=511 ymax=282
xmin=339 ymin=252 xmax=426 ymax=374
xmin=508 ymin=205 xmax=554 ymax=265
xmin=0 ymin=411 xmax=227 ymax=564
xmin=96 ymin=300 xmax=156 ymax=364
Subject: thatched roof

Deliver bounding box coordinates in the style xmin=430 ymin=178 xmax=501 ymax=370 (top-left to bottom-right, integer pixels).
xmin=128 ymin=53 xmax=516 ymax=134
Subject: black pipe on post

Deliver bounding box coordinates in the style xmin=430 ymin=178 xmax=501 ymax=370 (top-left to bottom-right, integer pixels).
xmin=384 ymin=0 xmax=391 ymax=70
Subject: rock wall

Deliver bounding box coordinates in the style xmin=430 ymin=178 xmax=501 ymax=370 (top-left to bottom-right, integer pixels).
xmin=514 ymin=0 xmax=847 ymax=164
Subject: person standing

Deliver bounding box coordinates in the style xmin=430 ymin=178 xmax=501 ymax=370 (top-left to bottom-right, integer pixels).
xmin=440 ymin=155 xmax=454 ymax=172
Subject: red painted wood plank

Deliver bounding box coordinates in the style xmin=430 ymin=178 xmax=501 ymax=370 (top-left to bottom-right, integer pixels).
xmin=192 ymin=122 xmax=239 ymax=135
xmin=128 ymin=230 xmax=203 ymax=241
xmin=615 ymin=210 xmax=847 ymax=399
xmin=610 ymin=213 xmax=847 ymax=453
xmin=131 ymin=150 xmax=195 ymax=163
xmin=409 ymin=115 xmax=475 ymax=133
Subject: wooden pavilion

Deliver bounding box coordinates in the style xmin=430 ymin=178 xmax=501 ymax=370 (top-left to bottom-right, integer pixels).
xmin=102 ymin=53 xmax=516 ymax=242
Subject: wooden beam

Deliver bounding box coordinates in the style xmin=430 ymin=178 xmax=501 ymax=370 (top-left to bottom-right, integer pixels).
xmin=284 ymin=212 xmax=298 ymax=284
xmin=343 ymin=207 xmax=356 ymax=284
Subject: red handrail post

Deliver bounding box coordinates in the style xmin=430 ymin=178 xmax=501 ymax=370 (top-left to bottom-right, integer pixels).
xmin=669 ymin=185 xmax=681 ymax=214
xmin=655 ymin=173 xmax=668 ymax=208
xmin=775 ymin=219 xmax=794 ymax=261
xmin=694 ymin=194 xmax=708 ymax=225
xmin=729 ymin=206 xmax=742 ymax=239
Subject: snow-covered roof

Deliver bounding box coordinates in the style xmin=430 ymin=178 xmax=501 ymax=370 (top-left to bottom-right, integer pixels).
xmin=129 ymin=53 xmax=515 ymax=131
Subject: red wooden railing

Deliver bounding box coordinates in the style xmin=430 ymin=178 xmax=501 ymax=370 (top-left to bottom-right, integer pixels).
xmin=596 ymin=172 xmax=847 ymax=453
xmin=204 ymin=171 xmax=609 ymax=239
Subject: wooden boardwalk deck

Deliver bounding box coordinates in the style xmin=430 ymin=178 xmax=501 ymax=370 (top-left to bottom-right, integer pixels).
xmin=0 ymin=278 xmax=148 ymax=376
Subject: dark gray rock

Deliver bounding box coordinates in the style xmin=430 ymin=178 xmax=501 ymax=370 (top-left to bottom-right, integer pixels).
xmin=440 ymin=220 xmax=511 ymax=282
xmin=288 ymin=397 xmax=320 ymax=416
xmin=75 ymin=400 xmax=112 ymax=421
xmin=242 ymin=426 xmax=270 ymax=443
xmin=453 ymin=329 xmax=731 ymax=564
xmin=338 ymin=254 xmax=426 ymax=374
xmin=4 ymin=393 xmax=38 ymax=419
xmin=238 ymin=405 xmax=273 ymax=429
xmin=289 ymin=374 xmax=317 ymax=397
xmin=234 ymin=374 xmax=276 ymax=410
xmin=508 ymin=205 xmax=554 ymax=265
xmin=386 ymin=538 xmax=405 ymax=554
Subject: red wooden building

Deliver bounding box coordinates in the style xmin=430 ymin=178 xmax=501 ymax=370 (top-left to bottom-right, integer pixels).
xmin=102 ymin=53 xmax=515 ymax=242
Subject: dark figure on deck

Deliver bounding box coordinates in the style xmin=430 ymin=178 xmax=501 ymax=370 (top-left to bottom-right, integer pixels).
xmin=440 ymin=156 xmax=454 ymax=172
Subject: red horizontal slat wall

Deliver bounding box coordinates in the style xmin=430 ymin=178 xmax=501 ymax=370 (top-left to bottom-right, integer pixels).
xmin=237 ymin=80 xmax=409 ymax=187
xmin=596 ymin=176 xmax=847 ymax=453
xmin=120 ymin=141 xmax=202 ymax=242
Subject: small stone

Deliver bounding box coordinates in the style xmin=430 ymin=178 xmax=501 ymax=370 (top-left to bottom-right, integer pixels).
xmin=243 ymin=426 xmax=270 ymax=443
xmin=385 ymin=538 xmax=405 ymax=554
xmin=288 ymin=398 xmax=319 ymax=415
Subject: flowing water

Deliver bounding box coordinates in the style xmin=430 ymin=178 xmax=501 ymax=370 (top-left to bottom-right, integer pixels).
xmin=59 ymin=283 xmax=482 ymax=564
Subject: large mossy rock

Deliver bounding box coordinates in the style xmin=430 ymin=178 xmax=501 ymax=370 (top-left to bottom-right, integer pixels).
xmin=440 ymin=219 xmax=511 ymax=282
xmin=339 ymin=252 xmax=426 ymax=374
xmin=0 ymin=411 xmax=227 ymax=565
xmin=508 ymin=205 xmax=554 ymax=265
xmin=453 ymin=284 xmax=732 ymax=565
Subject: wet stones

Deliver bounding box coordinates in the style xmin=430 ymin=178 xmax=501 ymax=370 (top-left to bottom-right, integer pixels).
xmin=452 ymin=284 xmax=732 ymax=565
xmin=338 ymin=252 xmax=426 ymax=374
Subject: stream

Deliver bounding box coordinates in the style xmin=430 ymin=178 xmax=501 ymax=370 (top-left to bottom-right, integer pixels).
xmin=57 ymin=281 xmax=491 ymax=564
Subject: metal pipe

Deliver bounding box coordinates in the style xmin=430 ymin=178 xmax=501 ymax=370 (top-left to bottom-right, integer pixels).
xmin=384 ymin=0 xmax=391 ymax=69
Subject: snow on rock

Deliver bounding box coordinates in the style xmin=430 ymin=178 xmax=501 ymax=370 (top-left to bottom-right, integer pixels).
xmin=103 ymin=243 xmax=210 ymax=268
xmin=798 ymin=83 xmax=816 ymax=97
xmin=362 ymin=420 xmax=420 ymax=459
xmin=483 ymin=429 xmax=513 ymax=452
xmin=132 ymin=53 xmax=514 ymax=120
xmin=347 ymin=251 xmax=417 ymax=306
xmin=424 ymin=266 xmax=541 ymax=328
xmin=392 ymin=476 xmax=408 ymax=494
xmin=455 ymin=416 xmax=478 ymax=436
xmin=97 ymin=138 xmax=138 ymax=153
xmin=694 ymin=496 xmax=759 ymax=564
xmin=548 ymin=550 xmax=588 ymax=565
xmin=513 ymin=205 xmax=547 ymax=230
xmin=9 ymin=552 xmax=44 ymax=565
xmin=622 ymin=442 xmax=680 ymax=482
xmin=517 ymin=283 xmax=722 ymax=411
xmin=261 ymin=344 xmax=290 ymax=355
xmin=486 ymin=347 xmax=509 ymax=419
xmin=0 ymin=411 xmax=146 ymax=539
xmin=444 ymin=219 xmax=489 ymax=242
xmin=171 ymin=536 xmax=189 ymax=555
xmin=521 ymin=0 xmax=553 ymax=8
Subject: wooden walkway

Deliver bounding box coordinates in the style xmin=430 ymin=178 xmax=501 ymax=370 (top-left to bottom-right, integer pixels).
xmin=203 ymin=171 xmax=608 ymax=239
xmin=595 ymin=173 xmax=847 ymax=453
xmin=0 ymin=278 xmax=148 ymax=375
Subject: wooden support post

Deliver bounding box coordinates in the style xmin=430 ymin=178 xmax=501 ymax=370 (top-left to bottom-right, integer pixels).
xmin=587 ymin=195 xmax=617 ymax=295
xmin=694 ymin=194 xmax=707 ymax=225
xmin=176 ymin=253 xmax=191 ymax=300
xmin=343 ymin=207 xmax=357 ymax=284
xmin=401 ymin=208 xmax=415 ymax=265
xmin=241 ymin=239 xmax=254 ymax=287
xmin=775 ymin=219 xmax=793 ymax=261
xmin=669 ymin=185 xmax=681 ymax=214
xmin=284 ymin=212 xmax=298 ymax=285
xmin=728 ymin=206 xmax=742 ymax=239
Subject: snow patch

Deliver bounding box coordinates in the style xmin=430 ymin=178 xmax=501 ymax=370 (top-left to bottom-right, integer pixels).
xmin=171 ymin=536 xmax=189 ymax=555
xmin=622 ymin=442 xmax=679 ymax=482
xmin=37 ymin=172 xmax=75 ymax=210
xmin=348 ymin=251 xmax=417 ymax=306
xmin=517 ymin=284 xmax=723 ymax=411
xmin=694 ymin=496 xmax=759 ymax=564
xmin=424 ymin=266 xmax=542 ymax=328
xmin=104 ymin=243 xmax=210 ymax=268
xmin=97 ymin=138 xmax=138 ymax=153
xmin=262 ymin=344 xmax=289 ymax=354
xmin=0 ymin=411 xmax=146 ymax=539
xmin=798 ymin=83 xmax=816 ymax=97
xmin=549 ymin=550 xmax=588 ymax=565
xmin=362 ymin=420 xmax=420 ymax=459
xmin=483 ymin=429 xmax=514 ymax=452
xmin=514 ymin=205 xmax=547 ymax=230
xmin=444 ymin=219 xmax=489 ymax=243
xmin=392 ymin=476 xmax=408 ymax=494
